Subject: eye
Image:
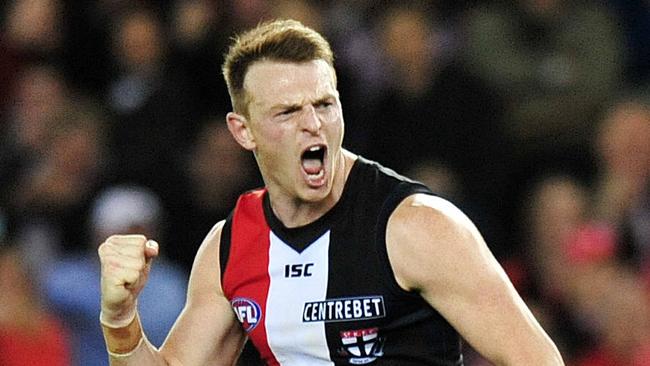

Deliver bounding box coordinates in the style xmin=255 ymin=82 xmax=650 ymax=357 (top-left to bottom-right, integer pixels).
xmin=316 ymin=101 xmax=333 ymax=109
xmin=277 ymin=106 xmax=300 ymax=117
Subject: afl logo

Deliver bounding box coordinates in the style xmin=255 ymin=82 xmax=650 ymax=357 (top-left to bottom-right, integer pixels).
xmin=231 ymin=298 xmax=262 ymax=332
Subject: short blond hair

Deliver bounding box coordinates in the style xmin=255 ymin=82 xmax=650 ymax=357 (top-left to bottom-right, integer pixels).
xmin=222 ymin=19 xmax=335 ymax=116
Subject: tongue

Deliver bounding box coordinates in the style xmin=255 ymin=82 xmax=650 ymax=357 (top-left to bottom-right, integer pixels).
xmin=302 ymin=158 xmax=323 ymax=174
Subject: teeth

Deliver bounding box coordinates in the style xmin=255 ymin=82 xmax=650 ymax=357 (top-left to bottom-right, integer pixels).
xmin=309 ymin=146 xmax=321 ymax=152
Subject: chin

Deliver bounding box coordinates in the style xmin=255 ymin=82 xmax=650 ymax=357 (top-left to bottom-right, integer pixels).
xmin=299 ymin=185 xmax=331 ymax=203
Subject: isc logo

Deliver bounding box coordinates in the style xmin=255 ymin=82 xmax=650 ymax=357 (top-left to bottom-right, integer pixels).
xmin=231 ymin=298 xmax=262 ymax=332
xmin=284 ymin=263 xmax=314 ymax=278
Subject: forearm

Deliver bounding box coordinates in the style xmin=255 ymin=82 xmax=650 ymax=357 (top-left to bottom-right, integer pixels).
xmin=496 ymin=349 xmax=564 ymax=366
xmin=102 ymin=311 xmax=172 ymax=366
xmin=477 ymin=302 xmax=564 ymax=366
xmin=108 ymin=339 xmax=170 ymax=366
xmin=488 ymin=317 xmax=565 ymax=366
xmin=495 ymin=345 xmax=564 ymax=366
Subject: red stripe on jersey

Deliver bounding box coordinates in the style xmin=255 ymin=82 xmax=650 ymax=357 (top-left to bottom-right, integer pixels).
xmin=222 ymin=189 xmax=279 ymax=365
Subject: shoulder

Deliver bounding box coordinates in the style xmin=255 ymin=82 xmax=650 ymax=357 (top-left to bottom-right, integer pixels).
xmin=196 ymin=220 xmax=225 ymax=259
xmin=386 ymin=194 xmax=487 ymax=292
xmin=187 ymin=220 xmax=227 ymax=299
xmin=389 ymin=194 xmax=477 ymax=237
xmin=386 ymin=194 xmax=565 ymax=364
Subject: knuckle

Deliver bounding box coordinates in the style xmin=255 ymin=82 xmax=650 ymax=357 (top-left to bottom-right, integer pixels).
xmin=105 ymin=234 xmax=122 ymax=243
xmin=98 ymin=246 xmax=114 ymax=264
xmin=106 ymin=234 xmax=147 ymax=245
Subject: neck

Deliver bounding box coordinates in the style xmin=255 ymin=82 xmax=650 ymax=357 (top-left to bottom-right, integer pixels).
xmin=270 ymin=150 xmax=356 ymax=228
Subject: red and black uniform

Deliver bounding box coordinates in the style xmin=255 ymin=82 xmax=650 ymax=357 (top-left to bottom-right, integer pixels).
xmin=220 ymin=157 xmax=463 ymax=365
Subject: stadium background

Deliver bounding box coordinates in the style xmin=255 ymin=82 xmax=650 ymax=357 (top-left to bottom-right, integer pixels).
xmin=0 ymin=0 xmax=649 ymax=365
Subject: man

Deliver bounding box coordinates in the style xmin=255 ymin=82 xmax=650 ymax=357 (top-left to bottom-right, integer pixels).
xmin=98 ymin=19 xmax=564 ymax=365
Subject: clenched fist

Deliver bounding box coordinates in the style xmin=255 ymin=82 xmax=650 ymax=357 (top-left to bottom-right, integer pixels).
xmin=99 ymin=235 xmax=159 ymax=327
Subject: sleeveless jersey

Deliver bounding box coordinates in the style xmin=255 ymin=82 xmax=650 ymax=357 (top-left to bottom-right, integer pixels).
xmin=220 ymin=157 xmax=463 ymax=365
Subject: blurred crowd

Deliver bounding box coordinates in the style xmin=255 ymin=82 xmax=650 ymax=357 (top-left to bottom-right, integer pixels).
xmin=0 ymin=0 xmax=648 ymax=365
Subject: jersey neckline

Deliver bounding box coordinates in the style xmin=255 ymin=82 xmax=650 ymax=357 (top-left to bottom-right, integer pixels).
xmin=262 ymin=157 xmax=364 ymax=253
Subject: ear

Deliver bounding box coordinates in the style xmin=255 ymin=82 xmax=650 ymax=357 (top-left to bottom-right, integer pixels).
xmin=226 ymin=112 xmax=256 ymax=151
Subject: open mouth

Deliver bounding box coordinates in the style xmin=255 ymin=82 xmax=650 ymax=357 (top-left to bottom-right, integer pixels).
xmin=300 ymin=145 xmax=327 ymax=184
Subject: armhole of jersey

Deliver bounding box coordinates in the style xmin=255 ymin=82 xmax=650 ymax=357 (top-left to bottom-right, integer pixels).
xmin=219 ymin=211 xmax=234 ymax=285
xmin=376 ymin=182 xmax=433 ymax=298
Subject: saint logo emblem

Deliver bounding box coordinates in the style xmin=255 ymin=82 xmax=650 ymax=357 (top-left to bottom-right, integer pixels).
xmin=337 ymin=327 xmax=385 ymax=365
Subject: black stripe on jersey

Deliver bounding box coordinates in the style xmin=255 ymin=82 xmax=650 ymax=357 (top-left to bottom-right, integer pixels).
xmin=375 ymin=181 xmax=432 ymax=298
xmin=322 ymin=157 xmax=463 ymax=365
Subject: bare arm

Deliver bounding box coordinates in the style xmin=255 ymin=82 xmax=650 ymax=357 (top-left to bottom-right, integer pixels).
xmin=98 ymin=221 xmax=247 ymax=366
xmin=386 ymin=194 xmax=564 ymax=365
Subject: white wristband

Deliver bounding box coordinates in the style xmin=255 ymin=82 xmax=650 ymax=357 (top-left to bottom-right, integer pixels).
xmin=100 ymin=307 xmax=137 ymax=329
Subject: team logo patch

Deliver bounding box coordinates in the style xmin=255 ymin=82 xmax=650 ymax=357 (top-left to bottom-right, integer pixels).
xmin=337 ymin=328 xmax=385 ymax=365
xmin=231 ymin=297 xmax=262 ymax=332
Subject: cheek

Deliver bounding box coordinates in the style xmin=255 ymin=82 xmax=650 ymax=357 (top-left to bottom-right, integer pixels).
xmin=327 ymin=112 xmax=344 ymax=139
xmin=251 ymin=120 xmax=283 ymax=147
xmin=255 ymin=126 xmax=294 ymax=163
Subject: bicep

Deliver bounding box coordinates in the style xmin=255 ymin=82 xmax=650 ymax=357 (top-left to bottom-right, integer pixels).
xmin=160 ymin=294 xmax=245 ymax=365
xmin=387 ymin=195 xmax=558 ymax=364
xmin=159 ymin=221 xmax=247 ymax=366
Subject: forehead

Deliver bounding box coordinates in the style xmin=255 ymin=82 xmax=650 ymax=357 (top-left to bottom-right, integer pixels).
xmin=244 ymin=60 xmax=336 ymax=110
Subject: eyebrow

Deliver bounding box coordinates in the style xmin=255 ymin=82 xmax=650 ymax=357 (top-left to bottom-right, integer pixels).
xmin=313 ymin=95 xmax=335 ymax=105
xmin=271 ymin=102 xmax=301 ymax=112
xmin=270 ymin=94 xmax=336 ymax=111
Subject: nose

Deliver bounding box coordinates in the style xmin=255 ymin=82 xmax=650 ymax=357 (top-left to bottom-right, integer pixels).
xmin=300 ymin=105 xmax=322 ymax=134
